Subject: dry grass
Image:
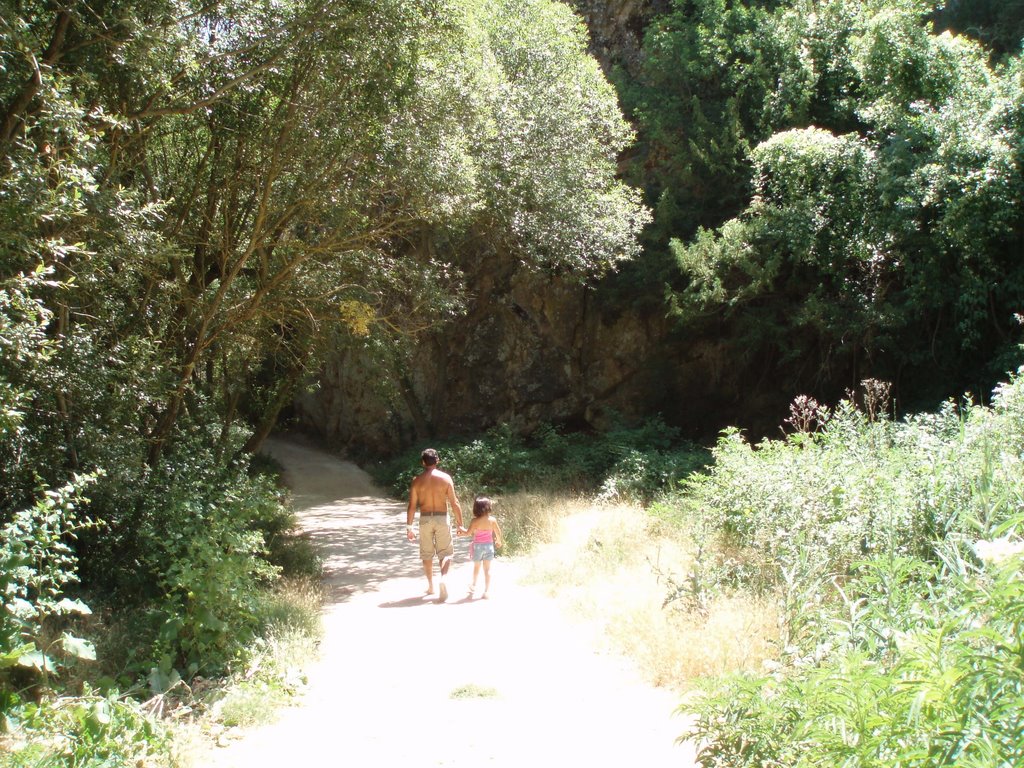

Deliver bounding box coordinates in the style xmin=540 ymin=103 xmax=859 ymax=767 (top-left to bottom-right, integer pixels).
xmin=505 ymin=493 xmax=780 ymax=691
xmin=496 ymin=490 xmax=588 ymax=553
xmin=449 ymin=683 xmax=499 ymax=699
xmin=604 ymin=592 xmax=779 ymax=687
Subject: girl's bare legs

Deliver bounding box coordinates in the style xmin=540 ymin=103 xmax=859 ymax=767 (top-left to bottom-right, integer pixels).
xmin=482 ymin=560 xmax=492 ymax=598
xmin=470 ymin=561 xmax=482 ymax=596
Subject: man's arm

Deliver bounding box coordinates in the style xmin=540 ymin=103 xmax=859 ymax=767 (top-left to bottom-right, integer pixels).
xmin=447 ymin=480 xmax=463 ymax=529
xmin=407 ymin=482 xmax=418 ymax=525
xmin=406 ymin=481 xmax=418 ymax=539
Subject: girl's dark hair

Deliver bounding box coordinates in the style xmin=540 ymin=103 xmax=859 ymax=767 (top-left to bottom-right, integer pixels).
xmin=472 ymin=496 xmax=492 ymax=517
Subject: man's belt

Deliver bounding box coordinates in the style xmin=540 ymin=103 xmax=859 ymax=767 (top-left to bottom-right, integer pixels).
xmin=419 ymin=511 xmax=447 ymax=516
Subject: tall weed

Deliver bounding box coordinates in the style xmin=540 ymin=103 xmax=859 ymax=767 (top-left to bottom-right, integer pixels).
xmin=1 ymin=476 xmax=100 ymax=705
xmin=676 ymin=370 xmax=1024 ymax=767
xmin=0 ymin=690 xmax=175 ymax=768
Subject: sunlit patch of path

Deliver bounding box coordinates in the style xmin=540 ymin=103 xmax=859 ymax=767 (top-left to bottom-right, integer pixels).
xmin=205 ymin=436 xmax=695 ymax=767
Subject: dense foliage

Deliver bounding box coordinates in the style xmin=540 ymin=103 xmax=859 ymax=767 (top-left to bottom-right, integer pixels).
xmin=373 ymin=417 xmax=709 ymax=506
xmin=0 ymin=0 xmax=643 ymax=748
xmin=673 ymin=371 xmax=1024 ymax=767
xmin=616 ymin=0 xmax=1024 ymax=405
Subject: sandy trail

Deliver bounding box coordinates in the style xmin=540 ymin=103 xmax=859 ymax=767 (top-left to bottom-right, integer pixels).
xmin=206 ymin=437 xmax=695 ymax=767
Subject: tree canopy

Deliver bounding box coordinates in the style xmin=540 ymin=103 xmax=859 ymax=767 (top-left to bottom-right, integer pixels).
xmin=618 ymin=0 xmax=1024 ymax=403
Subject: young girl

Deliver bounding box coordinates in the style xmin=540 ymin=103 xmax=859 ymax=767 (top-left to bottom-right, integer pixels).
xmin=458 ymin=496 xmax=504 ymax=599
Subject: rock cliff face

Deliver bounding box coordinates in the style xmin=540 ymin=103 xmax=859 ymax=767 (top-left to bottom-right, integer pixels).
xmin=294 ymin=239 xmax=765 ymax=455
xmin=295 ymin=255 xmax=673 ymax=455
xmin=564 ymin=0 xmax=652 ymax=71
xmin=293 ymin=0 xmax=738 ymax=454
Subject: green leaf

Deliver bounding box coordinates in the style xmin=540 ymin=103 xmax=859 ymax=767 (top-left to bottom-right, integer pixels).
xmin=0 ymin=643 xmax=35 ymax=670
xmin=18 ymin=649 xmax=56 ymax=672
xmin=148 ymin=665 xmax=181 ymax=695
xmin=55 ymin=597 xmax=93 ymax=615
xmin=61 ymin=632 xmax=97 ymax=661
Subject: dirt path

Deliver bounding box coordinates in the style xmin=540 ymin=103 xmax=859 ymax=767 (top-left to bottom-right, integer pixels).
xmin=206 ymin=437 xmax=696 ymax=767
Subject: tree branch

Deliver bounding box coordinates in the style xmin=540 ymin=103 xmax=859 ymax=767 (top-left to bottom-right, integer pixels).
xmin=0 ymin=11 xmax=72 ymax=145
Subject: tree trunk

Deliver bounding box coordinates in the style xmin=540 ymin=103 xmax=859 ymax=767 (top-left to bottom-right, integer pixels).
xmin=242 ymin=366 xmax=305 ymax=454
xmin=147 ymin=346 xmax=200 ymax=466
xmin=0 ymin=12 xmax=72 ymax=146
xmin=54 ymin=303 xmax=80 ymax=469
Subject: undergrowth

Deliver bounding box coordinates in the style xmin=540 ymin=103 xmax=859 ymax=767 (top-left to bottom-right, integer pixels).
xmin=665 ymin=372 xmax=1024 ymax=767
xmin=508 ymin=496 xmax=780 ymax=689
xmin=0 ymin=578 xmax=322 ymax=768
xmin=10 ymin=367 xmax=1022 ymax=768
xmin=371 ymin=416 xmax=709 ymax=505
xmin=492 ymin=371 xmax=1024 ymax=768
xmin=0 ymin=441 xmax=323 ymax=768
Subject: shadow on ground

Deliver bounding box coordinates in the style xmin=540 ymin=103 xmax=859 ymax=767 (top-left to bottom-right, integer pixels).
xmin=205 ymin=435 xmax=697 ymax=768
xmin=264 ymin=437 xmax=428 ymax=604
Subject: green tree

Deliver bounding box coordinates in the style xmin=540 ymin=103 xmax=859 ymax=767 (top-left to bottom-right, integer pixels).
xmin=622 ymin=0 xmax=807 ymax=244
xmin=469 ymin=0 xmax=648 ymax=273
xmin=659 ymin=0 xmax=1024 ymax=398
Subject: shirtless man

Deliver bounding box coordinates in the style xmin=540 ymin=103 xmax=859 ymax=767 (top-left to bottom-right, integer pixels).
xmin=406 ymin=448 xmax=464 ymax=602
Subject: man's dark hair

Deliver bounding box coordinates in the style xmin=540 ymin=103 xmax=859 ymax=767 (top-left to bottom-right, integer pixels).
xmin=421 ymin=448 xmax=439 ymax=466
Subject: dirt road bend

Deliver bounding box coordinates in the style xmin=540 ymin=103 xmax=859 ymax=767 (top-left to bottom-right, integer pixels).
xmin=205 ymin=437 xmax=696 ymax=767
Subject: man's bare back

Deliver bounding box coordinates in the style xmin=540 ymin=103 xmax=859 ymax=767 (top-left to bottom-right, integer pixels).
xmin=409 ymin=467 xmax=460 ymax=515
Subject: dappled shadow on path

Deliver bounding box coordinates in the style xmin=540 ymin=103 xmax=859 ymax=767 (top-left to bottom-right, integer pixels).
xmin=208 ymin=436 xmax=697 ymax=768
xmin=300 ymin=495 xmax=422 ymax=600
xmin=262 ymin=437 xmax=423 ymax=605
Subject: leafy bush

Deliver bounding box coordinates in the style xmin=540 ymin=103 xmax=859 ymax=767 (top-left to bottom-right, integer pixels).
xmin=597 ymin=445 xmax=709 ymax=504
xmin=684 ymin=542 xmax=1024 ymax=768
xmin=244 ymin=460 xmax=322 ymax=580
xmin=129 ymin=469 xmax=281 ymax=680
xmin=1 ymin=476 xmax=99 ymax=702
xmin=675 ymin=369 xmax=1024 ymax=767
xmin=1 ymin=690 xmax=174 ymax=768
xmin=372 ymin=418 xmax=710 ymax=505
xmin=199 ymin=579 xmax=321 ymax=732
xmin=680 ymin=375 xmax=1024 ymax=598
